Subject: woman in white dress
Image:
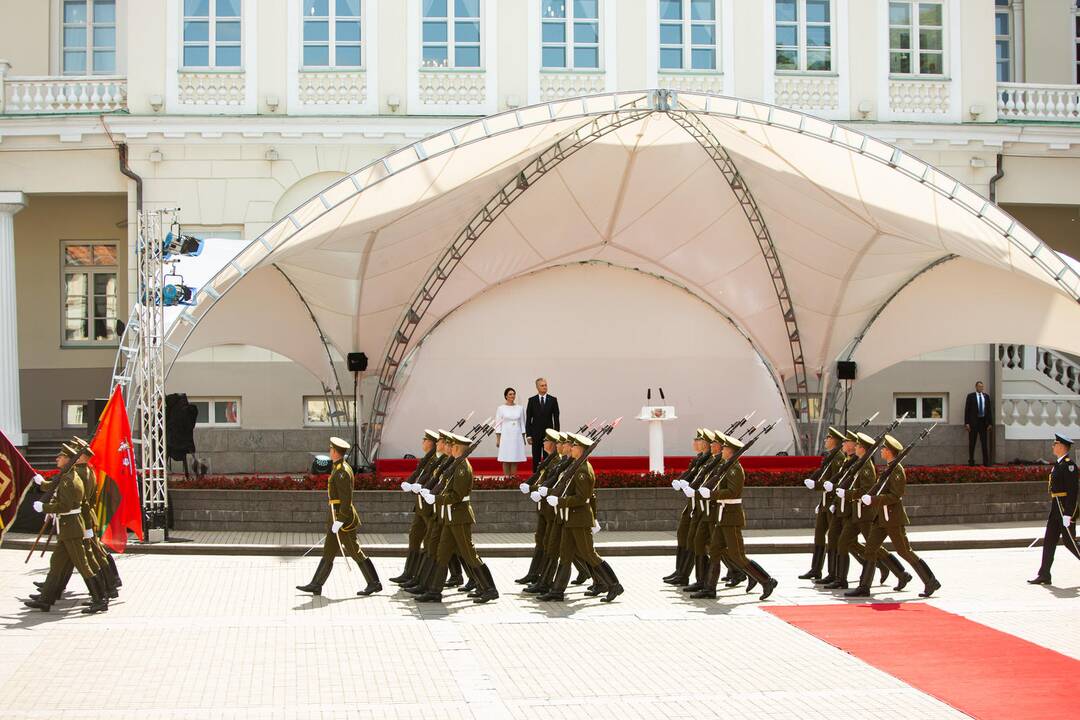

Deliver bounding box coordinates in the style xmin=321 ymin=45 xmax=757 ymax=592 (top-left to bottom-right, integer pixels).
xmin=495 ymin=387 xmax=527 ymax=478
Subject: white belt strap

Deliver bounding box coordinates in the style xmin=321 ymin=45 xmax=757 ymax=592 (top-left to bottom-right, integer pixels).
xmin=884 ymin=505 xmax=890 ymax=522
xmin=841 ymin=497 xmax=846 ymax=513
xmin=461 ymin=495 xmax=470 ymax=502
xmin=856 ymin=503 xmax=862 ymax=519
xmin=59 ymin=508 xmax=82 ymax=516
xmin=718 ymin=498 xmax=741 ymax=519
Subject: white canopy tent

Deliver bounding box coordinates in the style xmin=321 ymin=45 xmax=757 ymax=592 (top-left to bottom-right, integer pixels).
xmin=160 ymin=91 xmax=1080 ymax=456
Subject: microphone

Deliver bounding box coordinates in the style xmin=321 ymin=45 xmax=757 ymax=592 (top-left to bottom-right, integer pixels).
xmin=659 ymin=387 xmax=665 ymax=401
xmin=647 ymin=388 xmax=651 ymax=402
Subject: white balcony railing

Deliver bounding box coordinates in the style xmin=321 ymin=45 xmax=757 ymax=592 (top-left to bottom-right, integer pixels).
xmin=1001 ymin=394 xmax=1080 ymax=440
xmin=0 ymin=74 xmax=127 ymax=114
xmin=999 ymin=343 xmax=1080 ymax=394
xmin=997 ymin=82 xmax=1080 ymax=122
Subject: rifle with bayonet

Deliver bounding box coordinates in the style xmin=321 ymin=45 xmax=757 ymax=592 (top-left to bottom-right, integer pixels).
xmin=518 ymin=418 xmax=595 ymax=495
xmin=682 ymin=418 xmax=766 ymax=495
xmin=546 ymin=418 xmax=623 ymax=504
xmin=421 ymin=419 xmax=496 ymax=504
xmin=802 ymin=412 xmax=879 ymax=487
xmin=868 ymin=423 xmax=937 ymax=497
xmin=411 ymin=417 xmax=491 ymax=497
xmin=671 ymin=412 xmax=756 ymax=492
xmin=400 ymin=412 xmax=475 ymax=493
xmin=696 ymin=418 xmax=783 ymax=496
xmin=830 ymin=413 xmax=909 ymax=497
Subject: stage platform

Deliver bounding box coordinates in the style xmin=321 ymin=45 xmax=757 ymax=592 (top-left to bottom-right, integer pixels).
xmin=374 ymin=455 xmax=818 ymax=477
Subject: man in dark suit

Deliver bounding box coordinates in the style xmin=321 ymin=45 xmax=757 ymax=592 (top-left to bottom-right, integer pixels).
xmin=525 ymin=377 xmax=560 ymax=469
xmin=964 ymin=381 xmax=993 ymax=466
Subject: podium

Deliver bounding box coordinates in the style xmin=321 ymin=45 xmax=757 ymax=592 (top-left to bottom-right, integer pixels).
xmin=637 ymin=405 xmax=676 ymax=474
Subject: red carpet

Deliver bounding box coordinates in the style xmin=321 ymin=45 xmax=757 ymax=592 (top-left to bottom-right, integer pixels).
xmin=376 ymin=454 xmax=817 ymax=477
xmin=765 ymin=603 xmax=1080 ymax=720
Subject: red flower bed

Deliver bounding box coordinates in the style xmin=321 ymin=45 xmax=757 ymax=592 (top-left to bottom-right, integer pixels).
xmin=167 ymin=464 xmax=1050 ymax=491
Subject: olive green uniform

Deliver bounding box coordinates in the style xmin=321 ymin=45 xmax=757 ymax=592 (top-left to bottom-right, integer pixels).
xmin=857 ymin=464 xmax=939 ymax=595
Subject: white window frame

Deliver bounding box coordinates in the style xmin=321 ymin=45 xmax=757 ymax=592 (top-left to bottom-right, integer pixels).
xmin=893 ymin=394 xmax=948 ymax=422
xmin=888 ymin=0 xmax=945 ymax=77
xmin=774 ymin=0 xmax=834 ymax=74
xmin=62 ymin=401 xmax=88 ymax=429
xmin=190 ymin=397 xmax=242 ymax=427
xmin=301 ymin=0 xmax=364 ymax=70
xmin=994 ymin=0 xmax=1012 ymax=83
xmin=658 ymin=0 xmax=722 ymax=73
xmin=421 ymin=0 xmax=483 ymax=69
xmin=303 ymin=395 xmax=356 ymax=427
xmin=181 ymin=0 xmax=244 ymax=70
xmin=540 ymin=0 xmax=602 ymax=71
xmin=61 ymin=0 xmax=118 ymax=75
xmin=60 ymin=241 xmax=120 ymax=348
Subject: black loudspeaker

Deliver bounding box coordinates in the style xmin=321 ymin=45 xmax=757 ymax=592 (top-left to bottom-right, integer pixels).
xmin=837 ymin=361 xmax=858 ymax=381
xmin=347 ymin=352 xmax=368 ymax=372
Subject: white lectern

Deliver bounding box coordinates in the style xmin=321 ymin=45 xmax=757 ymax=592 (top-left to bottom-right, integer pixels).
xmin=637 ymin=405 xmax=676 ymax=474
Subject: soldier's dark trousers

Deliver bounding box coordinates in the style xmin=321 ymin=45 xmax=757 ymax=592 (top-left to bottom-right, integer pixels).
xmin=1038 ymin=504 xmax=1080 ymax=577
xmin=53 ymin=539 xmax=95 ymax=587
xmin=320 ymin=528 xmax=368 ymax=567
xmin=558 ymin=526 xmax=602 ymax=568
xmin=406 ymin=512 xmax=426 ymax=553
xmin=812 ymin=506 xmax=829 ymax=546
xmin=864 ymin=525 xmax=925 ymax=583
xmin=437 ymin=523 xmax=482 ymax=569
xmin=675 ymin=503 xmax=692 ymax=549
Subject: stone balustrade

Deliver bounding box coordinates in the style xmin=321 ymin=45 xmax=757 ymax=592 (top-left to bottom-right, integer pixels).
xmin=539 ymin=72 xmax=606 ymax=102
xmin=888 ymin=78 xmax=950 ymax=115
xmin=177 ymin=71 xmax=246 ymax=107
xmin=997 ymin=82 xmax=1080 ymax=122
xmin=999 ymin=343 xmax=1080 ymax=394
xmin=1000 ymin=394 xmax=1080 ymax=440
xmin=1 ymin=74 xmax=127 ymax=114
xmin=773 ymin=73 xmax=839 ymax=113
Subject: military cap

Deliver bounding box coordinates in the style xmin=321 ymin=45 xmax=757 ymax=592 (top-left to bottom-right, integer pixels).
xmin=329 ymin=436 xmax=351 ymax=452
xmin=723 ymin=435 xmax=744 ymax=450
xmin=883 ymin=434 xmax=903 ymax=453
xmin=59 ymin=442 xmax=81 ymax=458
xmin=423 ymin=429 xmax=440 ymax=441
xmin=827 ymin=426 xmax=846 ymax=442
xmin=544 ymin=428 xmax=561 ymax=443
xmin=701 ymin=428 xmax=717 ymax=443
xmin=569 ymin=433 xmax=594 ymax=448
xmin=1054 ymin=433 xmax=1072 ymax=447
xmin=437 ymin=429 xmax=454 ymax=441
xmin=452 ymin=433 xmax=474 ymax=446
xmin=845 ymin=430 xmax=860 ymax=442
xmin=69 ymin=437 xmax=94 ymax=458
xmin=855 ymin=432 xmax=876 ymax=449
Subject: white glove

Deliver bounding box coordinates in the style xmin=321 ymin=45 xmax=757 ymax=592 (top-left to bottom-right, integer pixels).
xmin=539 ymin=486 xmax=549 ymax=497
xmin=699 ymin=487 xmax=711 ymax=499
xmin=519 ymin=483 xmax=530 ymax=494
xmin=33 ymin=500 xmax=44 ymax=513
xmin=836 ymin=488 xmax=845 ymax=499
xmin=828 ymin=504 xmax=835 ymax=513
xmin=412 ymin=484 xmax=424 ymax=494
xmin=423 ymin=493 xmax=435 ymax=505
xmin=546 ymin=495 xmax=559 ymax=507
xmin=823 ymin=481 xmax=834 ymax=492
xmin=530 ymin=491 xmax=541 ymax=502
xmin=591 ymin=522 xmax=600 ymax=535
xmin=678 ymin=479 xmax=689 ymax=490
xmin=682 ymin=486 xmax=694 ymax=498
xmin=671 ymin=479 xmax=681 ymax=490
xmin=861 ymin=494 xmax=872 ymax=506
xmin=331 ymin=520 xmax=344 ymax=533
xmin=83 ymin=528 xmax=94 ymax=539
xmin=803 ymin=478 xmax=815 ymax=489
xmin=33 ymin=474 xmax=44 ymax=486
xmin=400 ymin=481 xmax=411 ymax=492
xmin=1064 ymin=516 xmax=1072 ymax=527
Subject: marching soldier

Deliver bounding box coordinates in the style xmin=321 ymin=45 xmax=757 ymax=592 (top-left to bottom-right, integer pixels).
xmin=847 ymin=435 xmax=938 ymax=598
xmin=390 ymin=429 xmax=440 ymax=585
xmin=540 ymin=433 xmax=623 ymax=602
xmin=296 ymin=437 xmax=381 ymax=597
xmin=663 ymin=429 xmax=710 ymax=583
xmin=417 ymin=433 xmax=499 ymax=603
xmin=524 ymin=432 xmax=572 ymax=595
xmin=24 ymin=442 xmax=109 ymax=614
xmin=1028 ymin=433 xmax=1079 ymax=585
xmin=799 ymin=427 xmax=846 ymax=580
xmin=516 ymin=429 xmax=561 ymax=585
xmin=815 ymin=431 xmax=857 ymax=587
xmin=403 ymin=431 xmax=455 ymax=595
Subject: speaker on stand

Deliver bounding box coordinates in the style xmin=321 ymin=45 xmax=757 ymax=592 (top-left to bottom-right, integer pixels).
xmin=836 ymin=361 xmax=857 ymax=431
xmin=347 ymin=352 xmax=371 ymax=471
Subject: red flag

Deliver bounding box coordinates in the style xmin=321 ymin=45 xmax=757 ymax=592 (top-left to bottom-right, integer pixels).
xmin=89 ymin=386 xmax=143 ymax=552
xmin=0 ymin=430 xmax=41 ymax=544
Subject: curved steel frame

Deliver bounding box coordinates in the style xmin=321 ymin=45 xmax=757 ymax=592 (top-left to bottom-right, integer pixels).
xmin=141 ymin=90 xmax=1080 ymax=462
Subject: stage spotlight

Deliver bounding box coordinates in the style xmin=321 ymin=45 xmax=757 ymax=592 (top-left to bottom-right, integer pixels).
xmin=163 ymin=229 xmax=205 ymax=260
xmin=162 ymin=282 xmax=197 ymax=307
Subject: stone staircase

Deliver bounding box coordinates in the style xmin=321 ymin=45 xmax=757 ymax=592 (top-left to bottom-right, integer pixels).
xmin=23 ymin=432 xmax=70 ymax=471
xmin=998 ymin=344 xmax=1080 ymax=441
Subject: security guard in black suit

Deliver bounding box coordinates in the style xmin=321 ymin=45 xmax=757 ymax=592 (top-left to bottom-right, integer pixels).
xmin=1029 ymin=433 xmax=1079 ymax=585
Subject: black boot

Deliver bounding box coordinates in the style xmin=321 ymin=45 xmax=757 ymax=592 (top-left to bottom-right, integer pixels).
xmin=881 ymin=554 xmax=912 ymax=591
xmin=101 ymin=568 xmax=120 ymax=599
xmin=916 ymin=559 xmax=941 ymax=598
xmin=725 ymin=566 xmax=748 ymax=588
xmin=416 ymin=563 xmax=447 ymax=603
xmin=23 ymin=598 xmax=52 ymax=611
xmin=878 ymin=559 xmax=891 ymax=585
xmin=799 ymin=546 xmax=826 ymax=580
xmin=390 ymin=550 xmax=418 ymax=584
xmin=683 ymin=556 xmax=707 ymax=592
xmin=82 ymin=574 xmax=109 ymax=614
xmin=445 ymin=556 xmax=463 ymax=587
xmin=460 ymin=560 xmax=478 ymax=594
xmin=690 ymin=561 xmax=722 ymax=599
xmin=666 ymin=550 xmax=695 ymax=585
xmin=525 ymin=557 xmax=556 ymax=594
xmin=473 ymin=564 xmax=500 ymax=603
xmin=106 ymin=553 xmax=122 ymax=588
xmin=516 ymin=549 xmax=544 ymax=584
xmin=296 ymin=557 xmax=334 ymax=595
xmin=746 ymin=561 xmax=778 ymax=600
xmin=663 ymin=549 xmax=686 ymax=582
xmin=1027 ymin=574 xmax=1051 ymax=585
xmin=824 ymin=553 xmax=849 ymax=589
xmin=33 ymin=580 xmax=47 ymax=590
xmin=571 ymin=558 xmax=591 ymax=585
xmin=538 ymin=562 xmax=571 ymax=601
xmin=844 ymin=560 xmax=875 ymax=598
xmin=357 ymin=558 xmax=382 ymax=596
xmin=595 ymin=561 xmax=624 ymax=602
xmin=404 ymin=555 xmax=434 ymax=594
xmin=816 ymin=548 xmax=837 ymax=585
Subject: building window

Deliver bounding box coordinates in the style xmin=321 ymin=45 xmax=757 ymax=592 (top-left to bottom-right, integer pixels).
xmin=302 ymin=0 xmax=363 ymax=68
xmin=541 ymin=0 xmax=600 ymax=70
xmin=659 ymin=0 xmax=719 ymax=71
xmin=994 ymin=0 xmax=1011 ymax=82
xmin=62 ymin=243 xmax=119 ymax=346
xmin=422 ymin=0 xmax=481 ymax=69
xmin=62 ymin=0 xmax=117 ymax=74
xmin=190 ymin=398 xmax=241 ymax=426
xmin=304 ymin=396 xmax=356 ymax=427
xmin=894 ymin=394 xmax=946 ymax=421
xmin=889 ymin=1 xmax=944 ymax=76
xmin=182 ymin=0 xmax=242 ymax=69
xmin=775 ymin=0 xmax=832 ymax=72
xmin=62 ymin=401 xmax=87 ymax=428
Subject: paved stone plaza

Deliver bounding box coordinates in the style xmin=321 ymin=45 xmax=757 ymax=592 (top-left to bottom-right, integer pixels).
xmin=0 ymin=546 xmax=1076 ymax=720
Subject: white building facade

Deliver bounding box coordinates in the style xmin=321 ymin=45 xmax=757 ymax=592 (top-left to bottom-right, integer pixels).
xmin=1 ymin=0 xmax=1079 ymax=469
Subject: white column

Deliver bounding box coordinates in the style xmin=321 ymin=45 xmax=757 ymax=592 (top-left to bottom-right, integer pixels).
xmin=0 ymin=191 xmax=27 ymax=445
xmin=1012 ymin=1 xmax=1025 ymax=83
